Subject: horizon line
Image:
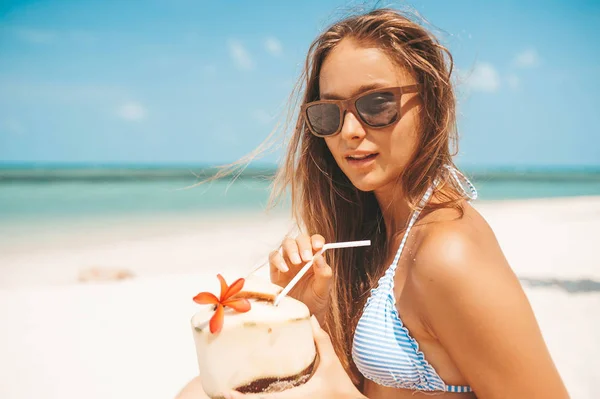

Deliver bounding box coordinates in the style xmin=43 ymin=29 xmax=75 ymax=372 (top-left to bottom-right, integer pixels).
xmin=1 ymin=160 xmax=599 ymax=172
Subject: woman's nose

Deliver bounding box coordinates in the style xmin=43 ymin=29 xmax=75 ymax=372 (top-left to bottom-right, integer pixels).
xmin=339 ymin=111 xmax=366 ymax=140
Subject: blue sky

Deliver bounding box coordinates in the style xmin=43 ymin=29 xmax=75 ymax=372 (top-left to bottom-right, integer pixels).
xmin=0 ymin=0 xmax=599 ymax=168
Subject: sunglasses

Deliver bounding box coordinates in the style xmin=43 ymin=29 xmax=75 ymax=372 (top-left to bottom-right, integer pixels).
xmin=301 ymin=84 xmax=420 ymax=137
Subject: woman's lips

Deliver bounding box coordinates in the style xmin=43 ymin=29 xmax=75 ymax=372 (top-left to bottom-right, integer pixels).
xmin=345 ymin=153 xmax=379 ymax=167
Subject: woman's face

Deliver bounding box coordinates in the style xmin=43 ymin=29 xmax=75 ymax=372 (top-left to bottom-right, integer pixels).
xmin=319 ymin=38 xmax=421 ymax=193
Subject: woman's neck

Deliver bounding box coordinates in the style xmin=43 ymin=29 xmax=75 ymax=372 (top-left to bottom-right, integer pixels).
xmin=374 ymin=182 xmax=413 ymax=242
xmin=375 ymin=181 xmax=460 ymax=242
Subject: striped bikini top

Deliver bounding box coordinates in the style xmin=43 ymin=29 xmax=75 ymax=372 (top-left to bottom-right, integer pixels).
xmin=351 ymin=166 xmax=478 ymax=394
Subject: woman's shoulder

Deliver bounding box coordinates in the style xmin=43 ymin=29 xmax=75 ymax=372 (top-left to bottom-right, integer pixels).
xmin=408 ymin=202 xmax=516 ymax=296
xmin=405 ymin=202 xmax=528 ymax=339
xmin=404 ymin=205 xmax=568 ymax=398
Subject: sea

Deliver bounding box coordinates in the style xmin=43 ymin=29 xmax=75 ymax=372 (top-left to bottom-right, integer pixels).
xmin=1 ymin=164 xmax=599 ymax=225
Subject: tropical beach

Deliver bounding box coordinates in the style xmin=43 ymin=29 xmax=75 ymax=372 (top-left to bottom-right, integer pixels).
xmin=0 ymin=172 xmax=599 ymax=398
xmin=2 ymin=1 xmax=599 ymax=398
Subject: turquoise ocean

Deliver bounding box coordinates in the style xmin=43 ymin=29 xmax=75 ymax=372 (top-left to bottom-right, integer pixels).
xmin=1 ymin=164 xmax=599 ymax=225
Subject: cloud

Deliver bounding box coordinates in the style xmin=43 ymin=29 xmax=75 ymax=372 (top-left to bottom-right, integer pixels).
xmin=264 ymin=37 xmax=283 ymax=56
xmin=228 ymin=40 xmax=254 ymax=70
xmin=12 ymin=27 xmax=57 ymax=44
xmin=252 ymin=109 xmax=273 ymax=125
xmin=513 ymin=49 xmax=540 ymax=68
xmin=0 ymin=80 xmax=128 ymax=104
xmin=463 ymin=62 xmax=501 ymax=93
xmin=8 ymin=26 xmax=97 ymax=45
xmin=117 ymin=101 xmax=147 ymax=121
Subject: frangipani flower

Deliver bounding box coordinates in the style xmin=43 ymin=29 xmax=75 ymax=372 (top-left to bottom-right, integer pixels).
xmin=193 ymin=274 xmax=251 ymax=334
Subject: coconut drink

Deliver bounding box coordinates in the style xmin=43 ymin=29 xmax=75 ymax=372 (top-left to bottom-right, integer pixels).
xmin=191 ymin=274 xmax=317 ymax=399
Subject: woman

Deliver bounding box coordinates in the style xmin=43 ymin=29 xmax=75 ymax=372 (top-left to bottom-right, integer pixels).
xmin=178 ymin=7 xmax=569 ymax=399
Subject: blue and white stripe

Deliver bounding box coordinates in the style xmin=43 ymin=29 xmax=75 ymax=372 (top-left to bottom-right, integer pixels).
xmin=351 ymin=166 xmax=477 ymax=393
xmin=445 ymin=165 xmax=478 ymax=201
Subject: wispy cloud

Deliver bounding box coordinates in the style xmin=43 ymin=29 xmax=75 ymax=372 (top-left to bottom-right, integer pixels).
xmin=264 ymin=37 xmax=283 ymax=57
xmin=117 ymin=101 xmax=147 ymax=122
xmin=462 ymin=62 xmax=501 ymax=93
xmin=8 ymin=26 xmax=97 ymax=45
xmin=512 ymin=48 xmax=540 ymax=68
xmin=12 ymin=27 xmax=57 ymax=44
xmin=228 ymin=40 xmax=254 ymax=70
xmin=0 ymin=80 xmax=128 ymax=103
xmin=252 ymin=109 xmax=274 ymax=125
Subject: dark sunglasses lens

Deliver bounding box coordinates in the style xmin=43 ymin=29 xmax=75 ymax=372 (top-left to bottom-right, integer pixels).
xmin=306 ymin=103 xmax=340 ymax=136
xmin=356 ymin=91 xmax=398 ymax=127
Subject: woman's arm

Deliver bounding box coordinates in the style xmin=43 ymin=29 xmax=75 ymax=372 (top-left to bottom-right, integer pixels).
xmin=411 ymin=222 xmax=570 ymax=398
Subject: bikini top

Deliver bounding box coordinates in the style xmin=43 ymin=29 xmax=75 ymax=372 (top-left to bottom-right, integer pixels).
xmin=351 ymin=166 xmax=477 ymax=393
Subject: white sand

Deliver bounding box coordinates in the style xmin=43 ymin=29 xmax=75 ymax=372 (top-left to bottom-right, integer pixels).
xmin=0 ymin=197 xmax=599 ymax=399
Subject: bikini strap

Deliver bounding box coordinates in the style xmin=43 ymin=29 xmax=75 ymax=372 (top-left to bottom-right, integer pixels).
xmin=389 ymin=182 xmax=435 ymax=272
xmin=445 ymin=165 xmax=478 ymax=200
xmin=389 ymin=166 xmax=477 ymax=271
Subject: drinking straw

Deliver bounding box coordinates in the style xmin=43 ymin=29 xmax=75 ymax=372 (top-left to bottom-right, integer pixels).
xmin=273 ymin=240 xmax=371 ymax=306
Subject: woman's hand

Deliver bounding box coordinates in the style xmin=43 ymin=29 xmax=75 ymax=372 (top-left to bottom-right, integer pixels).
xmin=224 ymin=316 xmax=366 ymax=399
xmin=269 ymin=234 xmax=332 ymax=323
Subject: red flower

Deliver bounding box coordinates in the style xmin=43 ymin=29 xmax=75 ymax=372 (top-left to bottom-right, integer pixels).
xmin=193 ymin=274 xmax=251 ymax=334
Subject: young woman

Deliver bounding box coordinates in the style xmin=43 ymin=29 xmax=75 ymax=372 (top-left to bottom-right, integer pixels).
xmin=178 ymin=7 xmax=569 ymax=399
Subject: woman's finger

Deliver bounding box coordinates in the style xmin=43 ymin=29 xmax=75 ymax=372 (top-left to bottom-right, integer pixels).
xmin=311 ymin=254 xmax=332 ymax=301
xmin=282 ymin=238 xmax=302 ymax=265
xmin=269 ymin=249 xmax=288 ymax=274
xmin=224 ymin=388 xmax=302 ymax=399
xmin=296 ymin=234 xmax=313 ymax=262
xmin=223 ymin=390 xmax=251 ymax=399
xmin=310 ymin=234 xmax=325 ymax=252
xmin=223 ymin=390 xmax=248 ymax=399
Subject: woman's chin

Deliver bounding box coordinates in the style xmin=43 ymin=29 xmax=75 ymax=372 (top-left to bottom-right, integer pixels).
xmin=348 ymin=177 xmax=382 ymax=193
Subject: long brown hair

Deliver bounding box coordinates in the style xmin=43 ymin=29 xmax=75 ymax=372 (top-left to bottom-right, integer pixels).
xmin=262 ymin=8 xmax=470 ymax=385
xmin=202 ymin=7 xmax=471 ymax=387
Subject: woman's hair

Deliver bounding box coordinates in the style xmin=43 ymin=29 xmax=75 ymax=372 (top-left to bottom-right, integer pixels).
xmin=205 ymin=6 xmax=470 ymax=387
xmin=265 ymin=7 xmax=469 ymax=386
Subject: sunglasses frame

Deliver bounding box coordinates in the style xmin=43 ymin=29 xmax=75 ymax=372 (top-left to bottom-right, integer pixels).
xmin=301 ymin=84 xmax=420 ymax=138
